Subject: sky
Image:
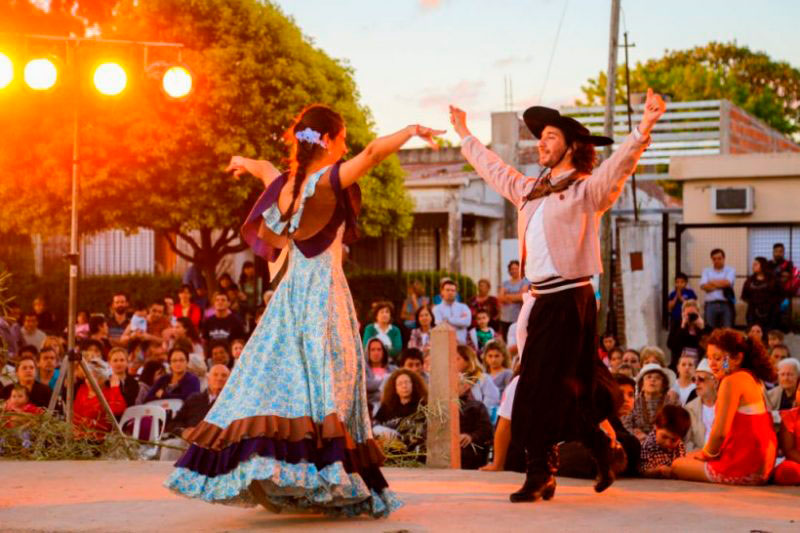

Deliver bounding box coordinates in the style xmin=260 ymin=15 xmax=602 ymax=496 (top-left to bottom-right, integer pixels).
xmin=272 ymin=0 xmax=800 ymax=146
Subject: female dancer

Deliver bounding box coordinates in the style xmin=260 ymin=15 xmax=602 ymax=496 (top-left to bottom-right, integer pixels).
xmin=165 ymin=104 xmax=443 ymax=517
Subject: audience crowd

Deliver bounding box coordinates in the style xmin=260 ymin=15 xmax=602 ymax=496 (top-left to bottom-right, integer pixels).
xmin=1 ymin=249 xmax=799 ymax=488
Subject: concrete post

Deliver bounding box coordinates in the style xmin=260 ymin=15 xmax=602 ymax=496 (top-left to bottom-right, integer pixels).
xmin=447 ymin=195 xmax=462 ymax=274
xmin=426 ymin=322 xmax=460 ymax=469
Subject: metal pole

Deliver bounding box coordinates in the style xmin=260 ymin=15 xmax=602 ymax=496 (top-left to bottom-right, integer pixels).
xmin=623 ymin=31 xmax=639 ymax=222
xmin=598 ymin=0 xmax=621 ymax=334
xmin=65 ymin=38 xmax=80 ymax=428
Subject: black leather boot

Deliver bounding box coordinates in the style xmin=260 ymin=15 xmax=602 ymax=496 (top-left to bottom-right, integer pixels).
xmin=509 ymin=450 xmax=556 ymax=503
xmin=587 ymin=431 xmax=615 ymax=493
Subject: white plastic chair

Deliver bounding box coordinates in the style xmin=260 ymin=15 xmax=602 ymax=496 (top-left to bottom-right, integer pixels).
xmin=146 ymin=398 xmax=184 ymax=418
xmin=120 ymin=404 xmax=167 ymax=442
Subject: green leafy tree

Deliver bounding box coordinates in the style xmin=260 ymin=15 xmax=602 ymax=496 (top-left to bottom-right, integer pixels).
xmin=578 ymin=42 xmax=800 ymax=135
xmin=0 ymin=0 xmax=413 ymax=288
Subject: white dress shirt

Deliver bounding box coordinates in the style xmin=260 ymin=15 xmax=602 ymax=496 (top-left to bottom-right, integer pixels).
xmin=524 ymin=195 xmax=560 ymax=283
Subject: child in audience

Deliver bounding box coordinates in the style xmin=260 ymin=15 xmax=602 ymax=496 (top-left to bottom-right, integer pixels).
xmin=482 ymin=339 xmax=513 ymax=398
xmin=767 ymin=329 xmax=784 ymax=350
xmin=130 ymin=302 xmax=149 ymax=334
xmin=608 ymin=347 xmax=624 ymax=374
xmin=639 ymin=405 xmax=691 ymax=478
xmin=468 ymin=309 xmax=498 ymax=355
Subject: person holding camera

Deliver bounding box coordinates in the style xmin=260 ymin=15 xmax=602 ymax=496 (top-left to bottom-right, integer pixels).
xmin=667 ymin=300 xmax=709 ymax=364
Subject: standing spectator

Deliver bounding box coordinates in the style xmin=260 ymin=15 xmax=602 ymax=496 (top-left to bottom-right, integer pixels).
xmin=667 ymin=300 xmax=708 ymax=364
xmin=482 ymin=339 xmax=513 ymax=398
xmin=498 ymin=260 xmax=529 ymax=338
xmin=174 ymin=285 xmax=202 ymax=329
xmin=768 ymin=242 xmax=794 ymax=281
xmin=200 ymin=292 xmax=245 ymax=344
xmin=741 ymin=257 xmax=779 ymax=332
xmin=684 ymin=359 xmax=717 ymax=451
xmin=1 ymin=354 xmax=53 ymax=407
xmin=671 ymin=351 xmax=697 ymax=405
xmin=144 ymin=347 xmax=201 ymax=403
xmin=667 ymin=273 xmax=697 ymax=330
xmin=108 ymin=347 xmax=140 ymax=408
xmin=458 ymin=377 xmax=494 ymax=470
xmin=107 ymin=292 xmax=131 ymax=346
xmin=432 ymin=277 xmax=462 ymax=305
xmin=456 ymin=345 xmax=499 ymax=413
xmin=626 ymin=363 xmax=676 ymax=441
xmin=407 ymin=304 xmax=435 ymax=355
xmin=639 ymin=405 xmax=690 ymax=478
xmin=400 ymin=279 xmax=430 ymax=330
xmin=362 ymin=301 xmax=403 ymax=363
xmin=433 ymin=280 xmax=472 ymax=345
xmin=768 ymin=358 xmax=799 ymax=412
xmin=468 ymin=279 xmax=500 ymax=329
xmin=774 ymin=386 xmax=800 ymax=485
xmin=19 ymin=313 xmax=46 ymax=350
xmin=36 ymin=345 xmax=59 ymax=390
xmin=72 ymin=358 xmax=126 ymax=440
xmin=238 ymin=261 xmax=263 ymax=330
xmin=699 ymin=248 xmax=736 ymax=329
xmin=32 ymin=296 xmax=57 ymax=334
xmin=467 ymin=309 xmax=499 ymax=355
xmin=672 ymin=328 xmax=777 ymax=485
xmin=182 ymin=264 xmax=207 ymax=294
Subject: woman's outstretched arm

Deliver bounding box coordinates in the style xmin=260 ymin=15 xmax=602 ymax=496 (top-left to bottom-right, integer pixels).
xmin=226 ymin=156 xmax=281 ymax=187
xmin=339 ymin=125 xmax=445 ymax=189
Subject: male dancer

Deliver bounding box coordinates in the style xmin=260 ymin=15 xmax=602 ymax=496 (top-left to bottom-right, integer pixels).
xmin=450 ymin=88 xmax=665 ymax=502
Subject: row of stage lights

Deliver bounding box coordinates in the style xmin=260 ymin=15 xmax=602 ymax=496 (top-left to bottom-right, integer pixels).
xmin=0 ymin=52 xmax=192 ymax=98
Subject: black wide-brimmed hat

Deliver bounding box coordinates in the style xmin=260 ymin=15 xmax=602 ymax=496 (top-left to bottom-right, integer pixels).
xmin=523 ymin=106 xmax=613 ymax=146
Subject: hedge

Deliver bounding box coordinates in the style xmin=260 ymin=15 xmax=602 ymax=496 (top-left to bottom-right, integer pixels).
xmin=4 ymin=269 xmax=475 ymax=330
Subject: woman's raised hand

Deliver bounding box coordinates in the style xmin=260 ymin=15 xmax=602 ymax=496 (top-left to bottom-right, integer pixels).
xmin=225 ymin=155 xmax=249 ymax=179
xmin=412 ymin=125 xmax=447 ymax=150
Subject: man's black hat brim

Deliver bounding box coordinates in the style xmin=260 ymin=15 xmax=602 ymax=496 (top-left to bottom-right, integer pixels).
xmin=523 ymin=106 xmax=614 ymax=147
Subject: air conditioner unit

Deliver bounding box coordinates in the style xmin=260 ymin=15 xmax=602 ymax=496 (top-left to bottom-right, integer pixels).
xmin=711 ymin=186 xmax=754 ymax=215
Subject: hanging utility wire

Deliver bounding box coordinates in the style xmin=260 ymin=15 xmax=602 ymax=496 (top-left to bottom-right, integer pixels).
xmin=537 ymin=0 xmax=569 ymax=103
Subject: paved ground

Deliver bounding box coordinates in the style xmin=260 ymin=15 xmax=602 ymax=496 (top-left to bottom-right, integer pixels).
xmin=1 ymin=461 xmax=798 ymax=532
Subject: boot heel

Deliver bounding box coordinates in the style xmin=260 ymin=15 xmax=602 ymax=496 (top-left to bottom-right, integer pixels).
xmin=542 ymin=479 xmax=556 ymax=501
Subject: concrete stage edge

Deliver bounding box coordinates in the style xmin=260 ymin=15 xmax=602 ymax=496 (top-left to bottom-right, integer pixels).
xmin=1 ymin=461 xmax=798 ymax=532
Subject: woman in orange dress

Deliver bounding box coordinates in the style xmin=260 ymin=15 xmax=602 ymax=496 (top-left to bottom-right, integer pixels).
xmin=672 ymin=328 xmax=777 ymax=485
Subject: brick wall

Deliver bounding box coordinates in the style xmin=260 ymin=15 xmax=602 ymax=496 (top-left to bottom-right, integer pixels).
xmin=728 ymin=107 xmax=800 ymax=154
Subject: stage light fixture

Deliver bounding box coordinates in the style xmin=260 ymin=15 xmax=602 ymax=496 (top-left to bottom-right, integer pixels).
xmin=162 ymin=66 xmax=192 ymax=99
xmin=24 ymin=58 xmax=58 ymax=90
xmin=0 ymin=52 xmax=13 ymax=89
xmin=93 ymin=62 xmax=127 ymax=95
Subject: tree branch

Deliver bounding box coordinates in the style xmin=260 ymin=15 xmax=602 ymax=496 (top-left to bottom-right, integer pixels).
xmin=163 ymin=232 xmax=196 ymax=263
xmin=219 ymin=240 xmax=250 ymax=256
xmin=211 ymin=227 xmax=232 ymax=254
xmin=176 ymin=230 xmax=200 ymax=254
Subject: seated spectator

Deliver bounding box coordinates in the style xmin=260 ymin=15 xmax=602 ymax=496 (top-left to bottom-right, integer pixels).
xmin=671 ymin=350 xmax=698 ymax=405
xmin=19 ymin=312 xmax=46 ymax=350
xmin=108 ymin=347 xmax=140 ymax=408
xmin=122 ymin=301 xmax=171 ymax=345
xmin=480 ymin=374 xmax=521 ymax=472
xmin=225 ymin=284 xmax=244 ymax=321
xmin=639 ymin=405 xmax=691 ymax=478
xmin=433 ymin=280 xmax=472 ymax=346
xmin=107 ymin=292 xmax=131 ymax=347
xmin=399 ymin=348 xmax=427 ymax=381
xmin=667 ymin=300 xmax=708 ymax=365
xmin=73 ymin=358 xmax=127 ymax=440
xmin=400 ymin=279 xmax=431 ymax=330
xmin=482 ymin=339 xmax=513 ymax=399
xmin=365 ymin=338 xmax=397 ymax=412
xmin=622 ymin=349 xmax=642 ymax=376
xmin=407 ymin=304 xmax=435 ymax=355
xmin=136 ymin=360 xmax=169 ymax=405
xmin=467 ymin=310 xmax=498 ymax=355
xmin=87 ymin=315 xmax=112 ymax=358
xmin=768 ymin=344 xmax=791 ymax=376
xmin=168 ymin=317 xmax=204 ymax=357
xmin=747 ymin=323 xmax=764 ymax=344
xmin=207 ymin=340 xmax=233 ymax=370
xmin=1 ymin=354 xmax=52 ymax=408
xmin=200 ymin=292 xmax=246 ymax=344
xmin=672 ymin=328 xmax=777 ymax=485
xmin=609 ymin=374 xmax=642 ymax=477
xmin=767 ymin=329 xmax=784 ymax=350
xmin=75 ymin=310 xmax=90 ymax=339
xmin=145 ymin=348 xmax=201 ymax=403
xmin=598 ymin=333 xmax=618 ymax=364
xmin=230 ymin=338 xmax=246 ymax=363
xmin=456 ymin=345 xmax=499 ymax=414
xmin=1 ymin=385 xmax=43 ymax=427
xmin=32 ymin=296 xmax=57 ymax=334
xmin=626 ymin=363 xmax=676 ymax=441
xmin=774 ymin=385 xmax=800 ymax=485
xmin=458 ymin=377 xmax=493 ymax=470
xmin=468 ymin=278 xmax=500 ymax=330
xmin=684 ymin=359 xmax=718 ymax=451
xmin=607 ymin=347 xmax=624 ymax=374
xmin=768 ymin=358 xmax=799 ymax=412
xmin=362 ymin=301 xmax=403 ymax=363
xmin=161 ymin=363 xmax=231 ymax=461
xmin=174 ymin=284 xmax=202 ymax=328
xmin=373 ymin=368 xmax=428 ymax=447
xmin=615 ymin=363 xmax=635 ymax=379
xmin=640 ymin=345 xmax=668 ymax=368
xmin=80 ymin=339 xmax=105 ymax=361
xmin=36 ymin=345 xmax=59 ymax=390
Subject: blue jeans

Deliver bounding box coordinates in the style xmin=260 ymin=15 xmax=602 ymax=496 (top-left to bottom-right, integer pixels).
xmin=705 ymin=300 xmax=733 ymax=329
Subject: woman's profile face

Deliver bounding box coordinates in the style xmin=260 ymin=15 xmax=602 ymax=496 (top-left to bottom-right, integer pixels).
xmin=326 ymin=127 xmax=348 ymax=160
xmin=706 ymin=344 xmax=735 ymax=380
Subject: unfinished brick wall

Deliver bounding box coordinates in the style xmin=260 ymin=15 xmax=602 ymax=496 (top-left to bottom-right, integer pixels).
xmin=728 ymin=107 xmax=800 ymax=154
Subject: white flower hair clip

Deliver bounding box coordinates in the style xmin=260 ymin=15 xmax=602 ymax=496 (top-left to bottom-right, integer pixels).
xmin=295 ymin=127 xmax=327 ymax=148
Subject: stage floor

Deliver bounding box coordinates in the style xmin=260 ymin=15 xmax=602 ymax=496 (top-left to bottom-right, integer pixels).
xmin=1 ymin=460 xmax=798 ymax=532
